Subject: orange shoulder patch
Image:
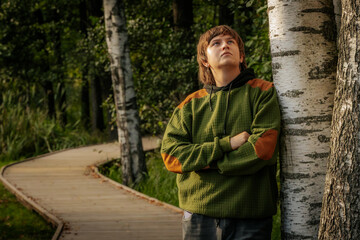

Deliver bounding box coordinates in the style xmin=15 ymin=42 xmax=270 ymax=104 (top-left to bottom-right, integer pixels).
xmin=161 ymin=153 xmax=183 ymax=173
xmin=177 ymin=89 xmax=208 ymax=109
xmin=247 ymin=79 xmax=273 ymax=91
xmin=254 ymin=129 xmax=278 ymax=160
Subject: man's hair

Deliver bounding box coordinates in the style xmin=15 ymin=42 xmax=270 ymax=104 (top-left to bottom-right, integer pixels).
xmin=197 ymin=25 xmax=247 ymax=85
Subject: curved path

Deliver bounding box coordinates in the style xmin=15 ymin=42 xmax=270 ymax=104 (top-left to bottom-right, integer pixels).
xmin=0 ymin=137 xmax=182 ymax=240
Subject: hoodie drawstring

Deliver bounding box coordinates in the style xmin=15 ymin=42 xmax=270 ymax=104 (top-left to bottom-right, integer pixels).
xmin=223 ymin=81 xmax=233 ymax=136
xmin=209 ymin=86 xmax=213 ymax=111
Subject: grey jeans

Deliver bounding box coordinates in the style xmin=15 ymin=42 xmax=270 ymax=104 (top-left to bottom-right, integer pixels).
xmin=182 ymin=211 xmax=273 ymax=240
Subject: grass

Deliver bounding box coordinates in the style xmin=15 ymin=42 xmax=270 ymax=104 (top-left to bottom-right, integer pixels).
xmin=100 ymin=150 xmax=282 ymax=240
xmin=99 ymin=151 xmax=179 ymax=206
xmin=0 ymin=161 xmax=55 ymax=240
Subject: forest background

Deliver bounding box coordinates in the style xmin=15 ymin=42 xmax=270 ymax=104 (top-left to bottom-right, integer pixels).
xmin=0 ymin=0 xmax=276 ymax=239
xmin=1 ymin=0 xmax=270 ymax=162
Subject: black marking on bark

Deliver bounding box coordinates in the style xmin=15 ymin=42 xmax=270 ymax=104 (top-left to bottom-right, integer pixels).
xmin=284 ymin=129 xmax=321 ymax=136
xmin=289 ymin=21 xmax=336 ymax=43
xmin=308 ymin=57 xmax=337 ymax=80
xmin=318 ymin=134 xmax=330 ymax=143
xmin=268 ymin=6 xmax=275 ymax=11
xmin=321 ymin=20 xmax=337 ymax=42
xmin=302 ymin=7 xmax=333 ymax=15
xmin=300 ymin=196 xmax=309 ymax=202
xmin=282 ymin=172 xmax=310 ymax=179
xmin=280 ymin=90 xmax=304 ymax=98
xmin=106 ymin=30 xmax=113 ymax=40
xmin=292 ymin=187 xmax=305 ymax=193
xmin=356 ymin=50 xmax=360 ymax=63
xmin=299 ymin=161 xmax=314 ymax=164
xmin=125 ymin=96 xmax=138 ymax=110
xmin=283 ymin=233 xmax=313 ymax=240
xmin=289 ymin=26 xmax=321 ymax=35
xmin=308 ymin=203 xmax=322 ymax=219
xmin=307 ymin=219 xmax=320 ymax=226
xmin=272 ymin=62 xmax=281 ymax=69
xmin=271 ymin=63 xmax=281 ymax=75
xmin=305 ymin=152 xmax=329 ymax=159
xmin=271 ymin=50 xmax=300 ymax=58
xmin=283 ymin=115 xmax=332 ymax=125
xmin=313 ymin=172 xmax=326 ymax=177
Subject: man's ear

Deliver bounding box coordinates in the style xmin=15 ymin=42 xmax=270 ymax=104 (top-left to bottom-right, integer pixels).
xmin=201 ymin=59 xmax=209 ymax=68
xmin=240 ymin=55 xmax=244 ymax=64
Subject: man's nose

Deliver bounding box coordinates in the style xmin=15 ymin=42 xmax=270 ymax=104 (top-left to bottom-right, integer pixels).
xmin=222 ymin=41 xmax=229 ymax=50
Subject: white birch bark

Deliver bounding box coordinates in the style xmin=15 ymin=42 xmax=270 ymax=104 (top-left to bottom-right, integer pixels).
xmin=104 ymin=0 xmax=146 ymax=186
xmin=318 ymin=0 xmax=360 ymax=238
xmin=267 ymin=1 xmax=337 ymax=239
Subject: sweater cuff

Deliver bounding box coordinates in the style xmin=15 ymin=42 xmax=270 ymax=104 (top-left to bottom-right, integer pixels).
xmin=219 ymin=136 xmax=232 ymax=152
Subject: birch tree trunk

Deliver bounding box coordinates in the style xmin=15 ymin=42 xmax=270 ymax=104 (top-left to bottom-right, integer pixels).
xmin=267 ymin=1 xmax=337 ymax=239
xmin=332 ymin=0 xmax=341 ymax=37
xmin=103 ymin=0 xmax=147 ymax=186
xmin=318 ymin=0 xmax=360 ymax=239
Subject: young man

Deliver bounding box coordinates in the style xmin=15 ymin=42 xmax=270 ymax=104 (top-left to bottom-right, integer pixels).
xmin=161 ymin=25 xmax=281 ymax=240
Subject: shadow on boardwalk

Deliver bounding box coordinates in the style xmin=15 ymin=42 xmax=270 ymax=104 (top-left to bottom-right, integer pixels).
xmin=0 ymin=137 xmax=182 ymax=240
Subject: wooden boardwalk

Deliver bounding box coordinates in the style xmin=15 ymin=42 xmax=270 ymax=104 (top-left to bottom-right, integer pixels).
xmin=0 ymin=137 xmax=182 ymax=240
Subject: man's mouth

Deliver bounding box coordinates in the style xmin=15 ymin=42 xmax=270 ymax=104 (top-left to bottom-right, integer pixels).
xmin=221 ymin=52 xmax=232 ymax=57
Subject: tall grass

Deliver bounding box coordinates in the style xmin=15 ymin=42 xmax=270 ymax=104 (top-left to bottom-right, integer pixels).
xmin=99 ymin=151 xmax=179 ymax=206
xmin=0 ymin=92 xmax=104 ymax=164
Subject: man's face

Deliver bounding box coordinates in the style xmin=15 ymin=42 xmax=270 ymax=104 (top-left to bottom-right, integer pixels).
xmin=204 ymin=34 xmax=242 ymax=71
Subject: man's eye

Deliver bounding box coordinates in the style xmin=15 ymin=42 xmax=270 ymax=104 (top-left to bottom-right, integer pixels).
xmin=228 ymin=40 xmax=234 ymax=44
xmin=212 ymin=42 xmax=219 ymax=46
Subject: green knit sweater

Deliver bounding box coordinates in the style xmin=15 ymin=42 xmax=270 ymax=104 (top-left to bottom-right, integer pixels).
xmin=161 ymin=69 xmax=281 ymax=218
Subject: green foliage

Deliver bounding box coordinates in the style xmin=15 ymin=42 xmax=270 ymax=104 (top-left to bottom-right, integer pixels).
xmin=273 ymin=203 xmax=281 ymax=240
xmin=240 ymin=3 xmax=272 ymax=81
xmin=125 ymin=0 xmax=197 ymax=135
xmin=69 ymin=16 xmax=110 ymax=87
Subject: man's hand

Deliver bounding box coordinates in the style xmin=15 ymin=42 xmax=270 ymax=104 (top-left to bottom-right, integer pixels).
xmin=230 ymin=131 xmax=250 ymax=150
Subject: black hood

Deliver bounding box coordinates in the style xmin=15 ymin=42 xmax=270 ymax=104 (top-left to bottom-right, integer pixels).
xmin=204 ymin=68 xmax=256 ymax=93
xmin=204 ymin=68 xmax=256 ymax=135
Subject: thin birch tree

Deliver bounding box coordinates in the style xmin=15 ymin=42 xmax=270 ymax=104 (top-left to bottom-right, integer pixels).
xmin=103 ymin=0 xmax=147 ymax=186
xmin=318 ymin=0 xmax=360 ymax=238
xmin=267 ymin=1 xmax=337 ymax=238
